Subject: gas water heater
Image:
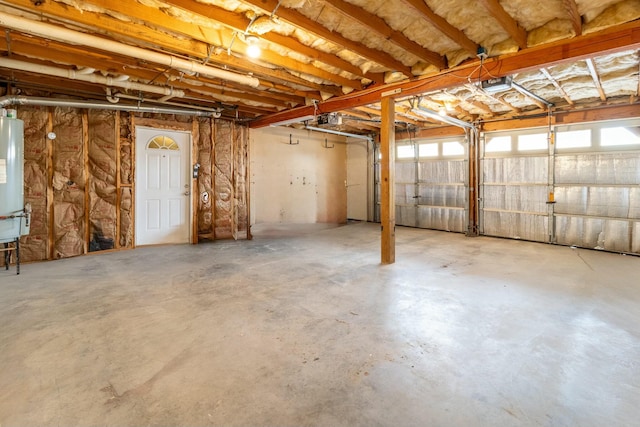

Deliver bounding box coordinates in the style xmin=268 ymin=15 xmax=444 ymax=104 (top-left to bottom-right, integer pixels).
xmin=0 ymin=110 xmax=30 ymax=274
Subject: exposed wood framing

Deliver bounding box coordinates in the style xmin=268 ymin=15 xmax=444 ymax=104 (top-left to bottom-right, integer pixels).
xmin=399 ymin=0 xmax=479 ymax=55
xmin=46 ymin=108 xmax=54 ymax=260
xmin=540 ymin=68 xmax=575 ymax=106
xmin=380 ymin=96 xmax=395 ymax=264
xmin=323 ymin=0 xmax=445 ymax=69
xmin=249 ymin=20 xmax=640 ymax=127
xmin=115 ymin=111 xmax=121 ymax=249
xmin=163 ymin=0 xmax=383 ymax=83
xmin=477 ymin=0 xmax=528 ymax=49
xmin=2 ymin=0 xmax=334 ymax=95
xmin=82 ymin=111 xmax=89 ymax=254
xmin=240 ymin=0 xmax=414 ymax=76
xmin=192 ymin=118 xmax=199 ymax=244
xmin=585 ymin=58 xmax=607 ymax=101
xmin=563 ymin=0 xmax=582 ymax=36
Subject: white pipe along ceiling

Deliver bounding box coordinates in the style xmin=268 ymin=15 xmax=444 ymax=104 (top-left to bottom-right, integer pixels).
xmin=1 ymin=58 xmax=185 ymax=98
xmin=0 ymin=11 xmax=261 ymax=89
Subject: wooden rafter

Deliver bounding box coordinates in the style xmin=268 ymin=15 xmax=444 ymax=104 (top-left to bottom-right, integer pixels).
xmin=249 ymin=20 xmax=640 ymax=127
xmin=162 ymin=0 xmax=383 ymax=83
xmin=239 ymin=0 xmax=414 ymax=76
xmin=562 ymin=0 xmax=582 ymax=36
xmin=585 ymin=58 xmax=607 ymax=101
xmin=477 ymin=0 xmax=527 ymax=49
xmin=399 ymin=0 xmax=478 ymax=56
xmin=322 ymin=0 xmax=445 ymax=69
xmin=540 ymin=68 xmax=574 ymax=106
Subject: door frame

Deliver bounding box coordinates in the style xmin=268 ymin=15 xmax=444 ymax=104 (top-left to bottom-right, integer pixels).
xmin=134 ymin=122 xmax=194 ymax=246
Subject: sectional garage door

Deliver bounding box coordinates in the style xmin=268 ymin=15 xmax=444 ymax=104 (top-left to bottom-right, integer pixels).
xmin=480 ymin=119 xmax=640 ymax=254
xmin=391 ymin=136 xmax=469 ymax=233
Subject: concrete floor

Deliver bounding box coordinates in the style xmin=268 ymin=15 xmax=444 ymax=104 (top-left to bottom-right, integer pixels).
xmin=0 ymin=222 xmax=639 ymax=426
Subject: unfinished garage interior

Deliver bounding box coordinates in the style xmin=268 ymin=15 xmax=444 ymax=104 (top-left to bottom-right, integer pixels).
xmin=1 ymin=0 xmax=639 ymax=425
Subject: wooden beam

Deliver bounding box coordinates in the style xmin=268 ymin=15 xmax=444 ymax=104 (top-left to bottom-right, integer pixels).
xmin=399 ymin=0 xmax=479 ymax=55
xmin=585 ymin=58 xmax=607 ymax=101
xmin=380 ymin=96 xmax=395 ymax=265
xmin=249 ymin=20 xmax=640 ymax=127
xmin=240 ymin=0 xmax=413 ymax=76
xmin=477 ymin=0 xmax=527 ymax=49
xmin=563 ymin=0 xmax=582 ymax=36
xmin=540 ymin=67 xmax=574 ymax=106
xmin=323 ymin=0 xmax=445 ymax=69
xmin=163 ymin=0 xmax=383 ymax=83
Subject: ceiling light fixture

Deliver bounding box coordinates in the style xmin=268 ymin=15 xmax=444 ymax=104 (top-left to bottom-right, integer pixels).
xmin=245 ymin=35 xmax=261 ymax=59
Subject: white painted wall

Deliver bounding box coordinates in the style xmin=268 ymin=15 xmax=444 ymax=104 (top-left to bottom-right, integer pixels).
xmin=250 ymin=126 xmax=347 ymax=224
xmin=346 ymin=138 xmax=369 ymax=221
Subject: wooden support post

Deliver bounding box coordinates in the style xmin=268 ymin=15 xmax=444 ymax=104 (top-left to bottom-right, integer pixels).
xmin=82 ymin=111 xmax=90 ymax=254
xmin=115 ymin=111 xmax=121 ymax=249
xmin=191 ymin=118 xmax=199 ymax=244
xmin=46 ymin=109 xmax=54 ymax=260
xmin=467 ymin=128 xmax=479 ymax=236
xmin=380 ymin=96 xmax=396 ymax=264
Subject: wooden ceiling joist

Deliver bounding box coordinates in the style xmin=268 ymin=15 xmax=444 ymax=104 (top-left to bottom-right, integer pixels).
xmin=239 ymin=0 xmax=414 ymax=77
xmin=0 ymin=34 xmax=305 ymax=110
xmin=249 ymin=20 xmax=640 ymax=127
xmin=57 ymin=0 xmax=363 ymax=90
xmin=477 ymin=0 xmax=528 ymax=49
xmin=540 ymin=67 xmax=575 ymax=106
xmin=322 ymin=0 xmax=445 ymax=69
xmin=1 ymin=0 xmax=343 ymax=95
xmin=585 ymin=58 xmax=607 ymax=101
xmin=399 ymin=0 xmax=479 ymax=56
xmin=163 ymin=0 xmax=383 ymax=83
xmin=562 ymin=0 xmax=582 ymax=36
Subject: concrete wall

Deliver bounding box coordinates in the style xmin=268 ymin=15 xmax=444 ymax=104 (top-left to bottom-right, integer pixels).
xmin=250 ymin=126 xmax=347 ymax=224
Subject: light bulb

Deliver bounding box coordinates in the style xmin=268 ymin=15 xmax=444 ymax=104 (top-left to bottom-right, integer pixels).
xmin=246 ymin=44 xmax=261 ymax=58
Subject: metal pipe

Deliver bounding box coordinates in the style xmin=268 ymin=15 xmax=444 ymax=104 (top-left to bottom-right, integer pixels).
xmin=413 ymin=105 xmax=475 ymax=129
xmin=304 ymin=125 xmax=373 ymax=141
xmin=0 ymin=11 xmax=261 ymax=88
xmin=511 ymin=82 xmax=554 ymax=108
xmin=112 ymin=92 xmax=222 ymax=116
xmin=1 ymin=58 xmax=185 ymax=98
xmin=0 ymin=96 xmax=217 ymax=117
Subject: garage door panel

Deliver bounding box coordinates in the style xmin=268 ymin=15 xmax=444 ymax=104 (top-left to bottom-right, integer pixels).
xmin=395 ymin=184 xmax=417 ymax=205
xmin=417 ymin=206 xmax=465 ymax=232
xmin=483 ymin=185 xmax=548 ymax=213
xmin=396 ymin=162 xmax=416 ymax=183
xmin=418 ymin=184 xmax=465 ymax=208
xmin=556 ymin=186 xmax=630 ymax=218
xmin=396 ymin=205 xmax=417 ymax=227
xmin=483 ymin=157 xmax=547 ymax=183
xmin=483 ymin=211 xmax=548 ymax=241
xmin=418 ymin=160 xmax=465 ymax=183
xmin=556 ymin=154 xmax=640 ymax=185
xmin=556 ymin=216 xmax=630 ymax=252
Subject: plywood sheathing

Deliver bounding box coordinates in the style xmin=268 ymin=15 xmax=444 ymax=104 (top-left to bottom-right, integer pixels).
xmin=87 ymin=110 xmax=117 ymax=251
xmin=19 ymin=106 xmax=49 ymax=263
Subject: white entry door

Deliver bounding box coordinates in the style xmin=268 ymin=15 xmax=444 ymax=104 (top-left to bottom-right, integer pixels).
xmin=135 ymin=127 xmax=191 ymax=246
